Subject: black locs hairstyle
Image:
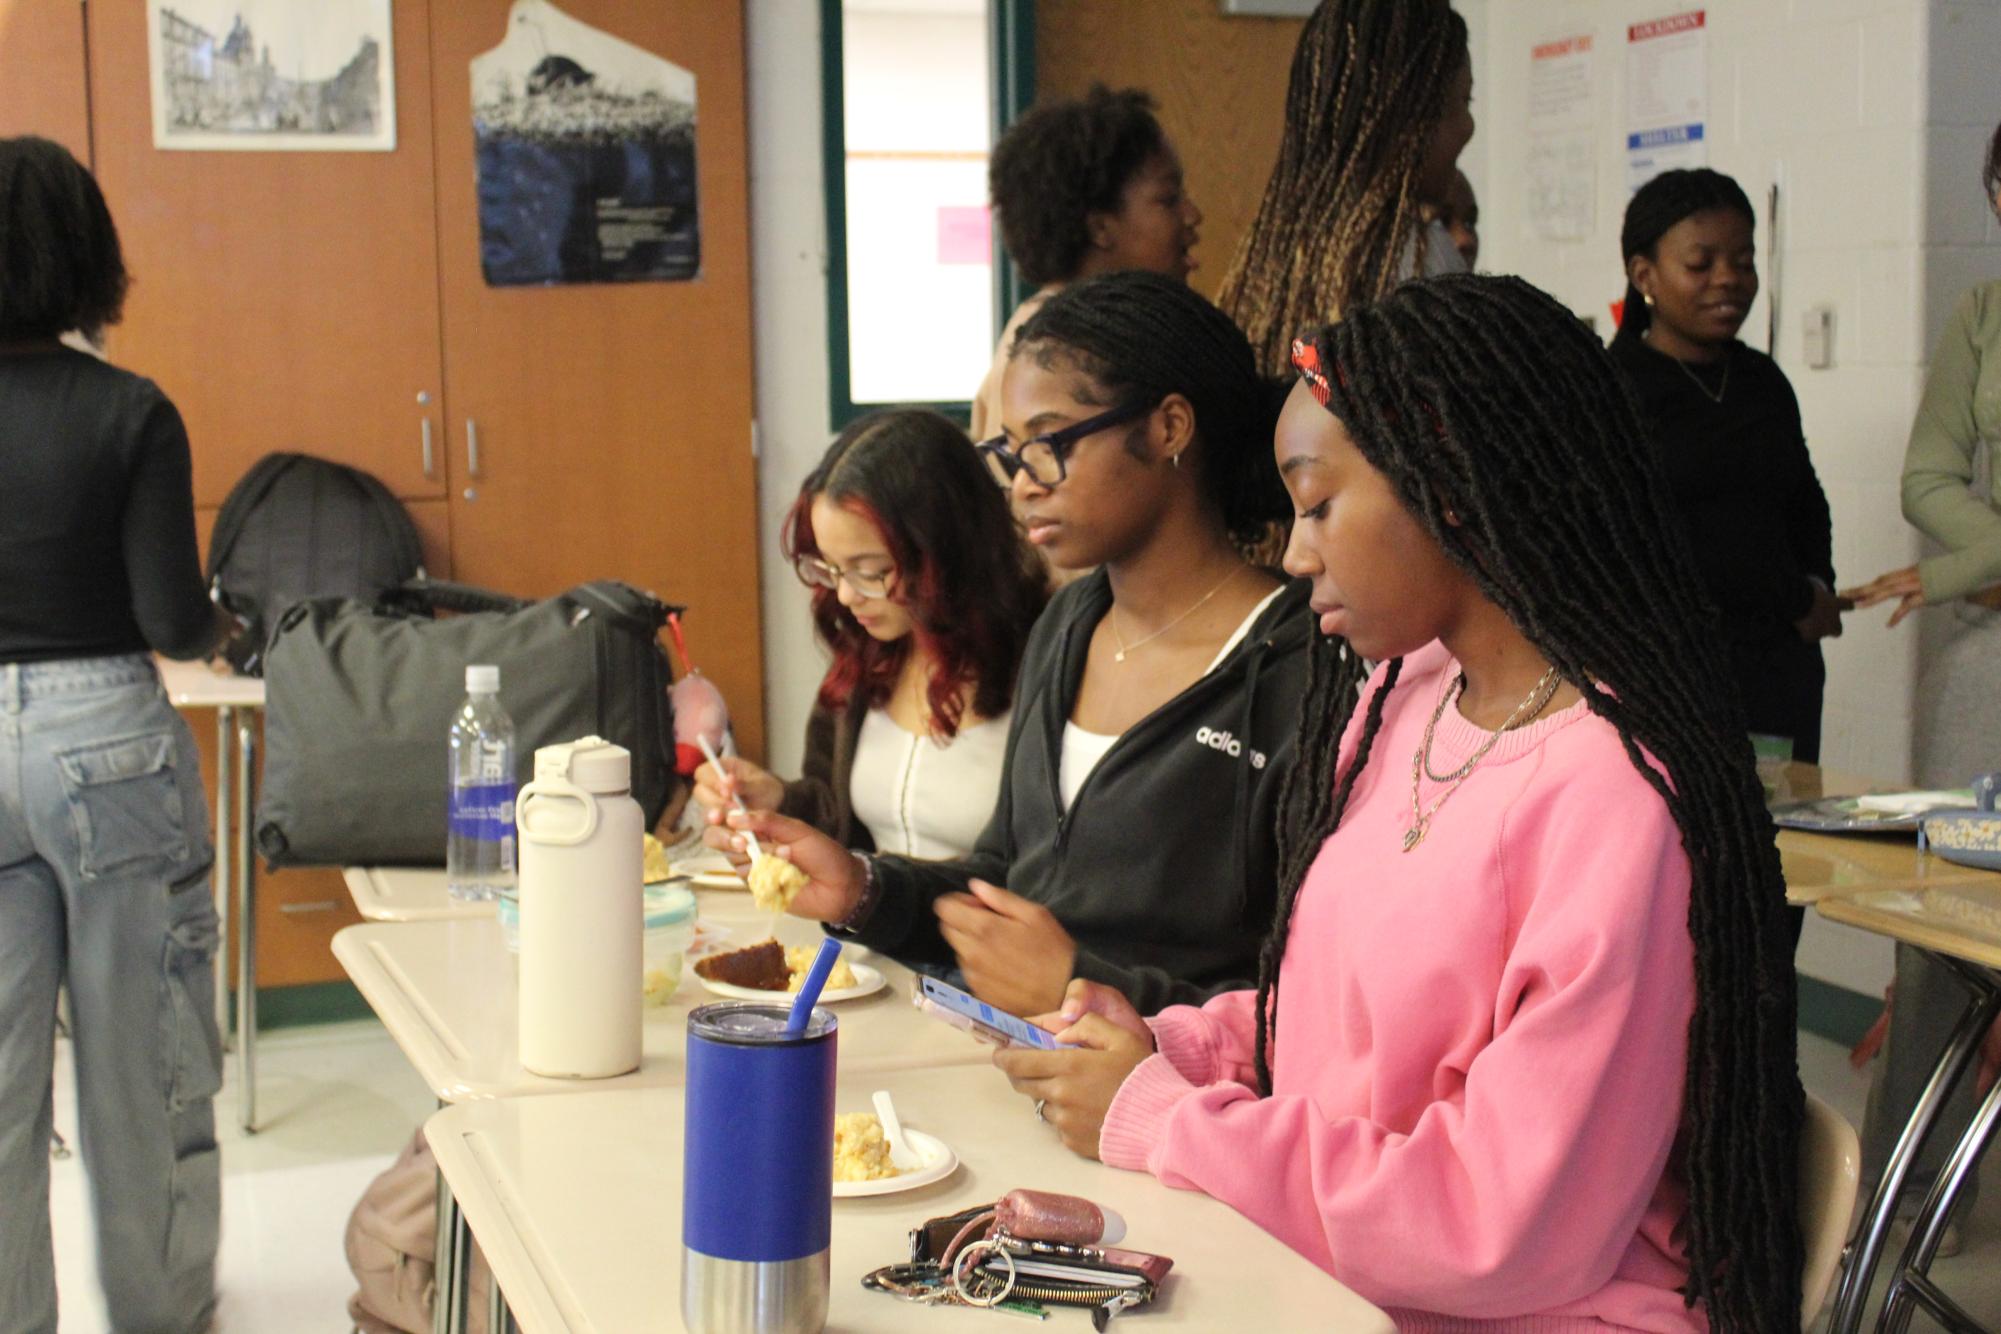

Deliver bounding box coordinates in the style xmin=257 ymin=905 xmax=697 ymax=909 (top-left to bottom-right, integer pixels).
xmin=1263 ymin=274 xmax=1803 ymax=1328
xmin=1217 ymin=0 xmax=1469 ymax=375
xmin=1009 ymin=269 xmax=1289 ymax=547
xmin=0 ymin=136 xmax=129 ymax=343
xmin=1614 ymin=167 xmax=1756 ymax=347
xmin=988 ymin=85 xmax=1170 ymax=287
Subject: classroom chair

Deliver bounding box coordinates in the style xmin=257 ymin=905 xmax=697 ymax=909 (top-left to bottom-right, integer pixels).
xmin=1801 ymin=1091 xmax=1862 ymax=1328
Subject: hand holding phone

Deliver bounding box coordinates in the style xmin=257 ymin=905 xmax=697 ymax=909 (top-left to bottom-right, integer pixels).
xmin=913 ymin=976 xmax=1074 ymax=1050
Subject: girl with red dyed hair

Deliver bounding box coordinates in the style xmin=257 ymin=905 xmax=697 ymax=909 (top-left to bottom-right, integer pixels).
xmin=694 ymin=408 xmax=1044 ymax=860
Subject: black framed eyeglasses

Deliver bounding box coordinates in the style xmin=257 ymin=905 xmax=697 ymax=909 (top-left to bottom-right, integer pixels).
xmin=975 ymin=399 xmax=1159 ymax=489
xmin=792 ymin=554 xmax=893 ymax=599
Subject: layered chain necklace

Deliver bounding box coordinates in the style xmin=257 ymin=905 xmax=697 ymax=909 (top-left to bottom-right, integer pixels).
xmin=1110 ymin=566 xmax=1244 ymax=663
xmin=1404 ymin=666 xmax=1562 ymax=852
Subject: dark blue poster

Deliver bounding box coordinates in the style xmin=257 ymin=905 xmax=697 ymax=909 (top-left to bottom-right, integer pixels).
xmin=471 ymin=1 xmax=698 ymax=287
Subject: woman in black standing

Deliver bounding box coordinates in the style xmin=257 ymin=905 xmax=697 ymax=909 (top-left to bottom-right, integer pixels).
xmin=0 ymin=136 xmax=228 ymax=1332
xmin=1610 ymin=168 xmax=1844 ymax=762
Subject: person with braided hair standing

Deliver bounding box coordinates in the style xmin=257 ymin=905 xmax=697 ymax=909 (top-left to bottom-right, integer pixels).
xmin=718 ymin=271 xmax=1322 ymax=1019
xmin=1217 ymin=0 xmax=1476 ymax=377
xmin=1610 ymin=168 xmax=1843 ymax=768
xmin=994 ymin=275 xmax=1804 ymax=1329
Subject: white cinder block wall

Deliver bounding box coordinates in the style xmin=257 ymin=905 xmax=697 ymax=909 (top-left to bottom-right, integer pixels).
xmin=748 ymin=0 xmax=835 ymax=779
xmin=1460 ymin=0 xmax=2001 ymax=999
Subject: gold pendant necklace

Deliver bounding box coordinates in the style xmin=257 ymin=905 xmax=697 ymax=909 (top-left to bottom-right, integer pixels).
xmin=1110 ymin=566 xmax=1245 ymax=663
xmin=1404 ymin=666 xmax=1562 ymax=852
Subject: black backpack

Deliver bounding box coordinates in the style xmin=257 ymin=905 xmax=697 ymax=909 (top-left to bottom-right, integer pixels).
xmin=207 ymin=453 xmax=425 ymax=675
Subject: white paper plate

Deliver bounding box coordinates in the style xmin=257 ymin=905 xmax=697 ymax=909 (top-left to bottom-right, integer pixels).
xmin=833 ymin=1128 xmax=957 ymax=1198
xmin=694 ymin=961 xmax=885 ymax=1004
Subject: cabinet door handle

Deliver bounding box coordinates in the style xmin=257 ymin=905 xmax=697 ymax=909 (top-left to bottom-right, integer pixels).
xmin=421 ymin=418 xmax=435 ymax=477
xmin=279 ymin=900 xmax=339 ymax=915
xmin=466 ymin=420 xmax=482 ymax=478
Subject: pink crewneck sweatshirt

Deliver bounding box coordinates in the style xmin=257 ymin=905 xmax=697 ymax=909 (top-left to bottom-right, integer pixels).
xmin=1099 ymin=643 xmax=1705 ymax=1331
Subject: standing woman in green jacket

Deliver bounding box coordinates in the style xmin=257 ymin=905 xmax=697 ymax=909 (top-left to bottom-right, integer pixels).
xmin=1843 ymin=121 xmax=2001 ymax=1249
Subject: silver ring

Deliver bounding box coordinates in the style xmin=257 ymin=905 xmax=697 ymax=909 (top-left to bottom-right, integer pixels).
xmin=1033 ymin=1098 xmax=1048 ymax=1123
xmin=952 ymin=1239 xmax=1015 ymax=1308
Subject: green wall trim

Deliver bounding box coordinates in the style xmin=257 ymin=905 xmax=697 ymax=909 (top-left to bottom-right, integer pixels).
xmin=819 ymin=0 xmax=1035 ymax=430
xmin=234 ymin=981 xmax=375 ymax=1031
xmin=1798 ymin=974 xmax=1882 ymax=1048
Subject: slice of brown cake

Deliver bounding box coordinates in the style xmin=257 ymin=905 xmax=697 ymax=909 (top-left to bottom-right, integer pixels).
xmin=692 ymin=938 xmax=790 ymax=991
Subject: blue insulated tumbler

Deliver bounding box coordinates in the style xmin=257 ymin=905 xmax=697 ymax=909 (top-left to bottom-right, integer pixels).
xmin=682 ymin=1002 xmax=837 ymax=1333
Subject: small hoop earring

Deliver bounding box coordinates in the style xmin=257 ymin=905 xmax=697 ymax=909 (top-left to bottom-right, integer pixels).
xmin=1170 ymin=452 xmax=1181 ymax=470
xmin=1642 ymin=293 xmax=1656 ymax=309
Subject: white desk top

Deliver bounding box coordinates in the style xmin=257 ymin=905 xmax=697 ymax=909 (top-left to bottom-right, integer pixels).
xmin=342 ymin=867 xmax=492 ymax=923
xmin=344 ymin=852 xmax=745 ymax=923
xmin=426 ymin=1068 xmax=1396 ymax=1333
xmin=154 ymin=656 xmax=265 ymax=709
xmin=334 ymin=909 xmax=993 ymax=1102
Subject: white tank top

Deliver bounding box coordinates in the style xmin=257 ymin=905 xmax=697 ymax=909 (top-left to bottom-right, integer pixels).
xmin=1058 ymin=588 xmax=1283 ymax=809
xmin=848 ymin=707 xmax=1011 ymax=859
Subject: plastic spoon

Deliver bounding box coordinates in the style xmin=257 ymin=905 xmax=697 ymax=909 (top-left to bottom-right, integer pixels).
xmin=873 ymin=1088 xmax=920 ymax=1171
xmin=786 ymin=938 xmax=843 ymax=1036
xmin=696 ymin=735 xmax=764 ymax=862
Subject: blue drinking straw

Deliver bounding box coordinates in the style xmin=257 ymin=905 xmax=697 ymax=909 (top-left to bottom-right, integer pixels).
xmin=786 ymin=938 xmax=843 ymax=1036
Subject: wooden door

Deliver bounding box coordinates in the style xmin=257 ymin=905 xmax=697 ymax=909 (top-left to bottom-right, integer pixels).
xmin=0 ymin=0 xmax=91 ymax=160
xmin=428 ymin=1 xmax=766 ymax=759
xmin=84 ymin=0 xmax=449 ymax=506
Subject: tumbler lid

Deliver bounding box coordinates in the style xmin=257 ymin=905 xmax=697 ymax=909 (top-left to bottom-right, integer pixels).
xmin=688 ymin=1001 xmax=835 ymax=1046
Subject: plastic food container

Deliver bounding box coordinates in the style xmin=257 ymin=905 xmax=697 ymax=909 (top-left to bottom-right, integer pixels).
xmin=644 ymin=883 xmax=699 ymax=1005
xmin=498 ymin=883 xmax=520 ymax=953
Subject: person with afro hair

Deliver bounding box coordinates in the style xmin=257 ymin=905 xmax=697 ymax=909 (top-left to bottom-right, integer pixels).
xmin=971 ymin=85 xmax=1202 ymax=442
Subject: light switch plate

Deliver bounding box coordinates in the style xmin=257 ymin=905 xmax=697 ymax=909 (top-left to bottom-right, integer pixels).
xmin=1803 ymin=305 xmax=1834 ymax=369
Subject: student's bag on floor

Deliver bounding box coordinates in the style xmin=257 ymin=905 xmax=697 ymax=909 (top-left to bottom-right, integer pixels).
xmin=207 ymin=453 xmax=425 ymax=676
xmin=345 ymin=1129 xmax=489 ymax=1334
xmin=257 ymin=579 xmax=681 ymax=868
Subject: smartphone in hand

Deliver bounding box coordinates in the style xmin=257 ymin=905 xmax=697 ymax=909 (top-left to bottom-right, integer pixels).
xmin=912 ymin=975 xmax=1074 ymax=1050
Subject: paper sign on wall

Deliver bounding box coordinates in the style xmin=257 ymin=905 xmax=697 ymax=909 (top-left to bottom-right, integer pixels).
xmin=1625 ymin=10 xmax=1707 ymax=194
xmin=470 ymin=0 xmax=699 ymax=287
xmin=1526 ymin=33 xmax=1596 ymax=241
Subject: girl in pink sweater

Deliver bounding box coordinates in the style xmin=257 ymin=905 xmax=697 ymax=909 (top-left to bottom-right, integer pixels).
xmin=996 ymin=275 xmax=1804 ymax=1330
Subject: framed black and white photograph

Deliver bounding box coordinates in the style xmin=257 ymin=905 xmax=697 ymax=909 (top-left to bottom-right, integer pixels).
xmin=147 ymin=1 xmax=397 ymax=151
xmin=470 ymin=0 xmax=699 ymax=287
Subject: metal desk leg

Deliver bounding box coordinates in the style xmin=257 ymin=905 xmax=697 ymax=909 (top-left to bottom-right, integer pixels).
xmin=235 ymin=713 xmax=257 ymax=1134
xmin=434 ymin=1163 xmax=471 ymax=1334
xmin=214 ymin=706 xmax=234 ymax=1054
xmin=1827 ymin=960 xmax=2001 ymax=1333
xmin=487 ymin=1261 xmax=508 ymax=1333
xmin=1881 ymin=962 xmax=2001 ymax=1334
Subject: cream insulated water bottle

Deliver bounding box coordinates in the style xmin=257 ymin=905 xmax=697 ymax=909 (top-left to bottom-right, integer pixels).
xmin=517 ymin=736 xmax=643 ymax=1079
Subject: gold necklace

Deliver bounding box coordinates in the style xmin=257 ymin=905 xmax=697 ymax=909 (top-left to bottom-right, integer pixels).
xmin=1647 ymin=329 xmax=1732 ymax=404
xmin=1404 ymin=666 xmax=1562 ymax=852
xmin=1109 ymin=566 xmax=1245 ymax=663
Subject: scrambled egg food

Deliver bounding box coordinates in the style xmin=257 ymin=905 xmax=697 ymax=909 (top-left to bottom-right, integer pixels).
xmin=748 ymin=852 xmax=808 ymax=914
xmin=833 ymin=1112 xmax=901 ymax=1183
xmin=784 ymin=946 xmax=856 ymax=993
xmin=641 ymin=833 xmax=674 ymax=884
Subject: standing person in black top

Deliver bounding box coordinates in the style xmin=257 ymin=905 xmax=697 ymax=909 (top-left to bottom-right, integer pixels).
xmin=0 ymin=136 xmax=229 ymax=1333
xmin=1609 ymin=168 xmax=1844 ymax=762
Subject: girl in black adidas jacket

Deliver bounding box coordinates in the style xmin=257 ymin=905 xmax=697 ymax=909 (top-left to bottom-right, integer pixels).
xmin=721 ymin=272 xmax=1314 ymax=1016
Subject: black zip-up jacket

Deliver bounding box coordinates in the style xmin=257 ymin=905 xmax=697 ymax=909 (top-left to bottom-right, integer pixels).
xmin=845 ymin=571 xmax=1313 ymax=1013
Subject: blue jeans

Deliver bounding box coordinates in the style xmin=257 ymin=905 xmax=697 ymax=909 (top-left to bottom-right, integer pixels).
xmin=0 ymin=656 xmax=221 ymax=1334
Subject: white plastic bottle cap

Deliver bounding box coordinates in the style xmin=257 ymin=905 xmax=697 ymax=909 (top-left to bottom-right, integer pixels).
xmin=466 ymin=664 xmax=500 ymax=694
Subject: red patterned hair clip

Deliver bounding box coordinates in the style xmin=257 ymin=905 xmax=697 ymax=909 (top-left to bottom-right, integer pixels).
xmin=1290 ymin=336 xmax=1334 ymax=407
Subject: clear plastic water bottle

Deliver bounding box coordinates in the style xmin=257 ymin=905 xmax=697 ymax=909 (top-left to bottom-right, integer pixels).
xmin=447 ymin=664 xmax=517 ymax=902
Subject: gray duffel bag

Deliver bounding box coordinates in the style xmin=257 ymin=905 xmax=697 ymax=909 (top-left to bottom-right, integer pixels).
xmin=256 ymin=579 xmax=682 ymax=868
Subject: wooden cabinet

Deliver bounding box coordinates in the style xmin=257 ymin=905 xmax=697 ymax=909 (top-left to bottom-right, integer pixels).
xmin=9 ymin=1 xmax=763 ymax=990
xmin=426 ymin=0 xmax=765 ymax=760
xmin=0 ymin=0 xmax=91 ymax=161
xmin=86 ymin=0 xmax=451 ymax=507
